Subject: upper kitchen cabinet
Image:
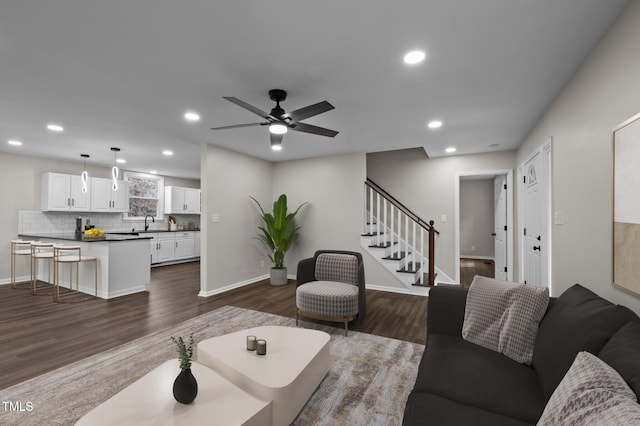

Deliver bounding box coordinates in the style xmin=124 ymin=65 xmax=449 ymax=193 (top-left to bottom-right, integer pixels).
xmin=41 ymin=172 xmax=91 ymax=211
xmin=164 ymin=186 xmax=200 ymax=214
xmin=91 ymin=177 xmax=129 ymax=213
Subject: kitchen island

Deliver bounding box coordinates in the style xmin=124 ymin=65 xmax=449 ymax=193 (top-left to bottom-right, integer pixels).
xmin=19 ymin=233 xmax=152 ymax=299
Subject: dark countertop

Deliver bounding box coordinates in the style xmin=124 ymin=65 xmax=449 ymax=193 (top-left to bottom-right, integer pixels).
xmin=19 ymin=233 xmax=154 ymax=242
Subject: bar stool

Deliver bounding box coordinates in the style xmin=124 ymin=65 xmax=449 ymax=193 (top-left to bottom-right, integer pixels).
xmin=31 ymin=241 xmax=55 ymax=295
xmin=10 ymin=240 xmax=34 ymax=289
xmin=53 ymin=245 xmax=98 ymax=303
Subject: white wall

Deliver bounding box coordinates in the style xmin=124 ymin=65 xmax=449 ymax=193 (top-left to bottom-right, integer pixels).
xmin=516 ymin=1 xmax=640 ymax=313
xmin=272 ymin=152 xmax=401 ymax=289
xmin=200 ymin=144 xmax=272 ymax=295
xmin=367 ymin=148 xmax=516 ymax=280
xmin=460 ymin=179 xmax=495 ymax=258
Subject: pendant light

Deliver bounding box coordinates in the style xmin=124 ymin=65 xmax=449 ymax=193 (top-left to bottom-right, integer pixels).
xmin=80 ymin=154 xmax=90 ymax=193
xmin=111 ymin=147 xmax=120 ymax=191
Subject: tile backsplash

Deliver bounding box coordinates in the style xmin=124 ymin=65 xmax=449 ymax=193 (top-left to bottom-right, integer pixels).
xmin=18 ymin=211 xmax=200 ymax=234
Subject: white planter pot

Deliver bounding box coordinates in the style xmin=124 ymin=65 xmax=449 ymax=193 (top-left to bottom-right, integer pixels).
xmin=270 ymin=268 xmax=288 ymax=286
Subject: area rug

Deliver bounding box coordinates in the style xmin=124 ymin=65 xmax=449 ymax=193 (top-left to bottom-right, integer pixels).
xmin=0 ymin=306 xmax=424 ymax=426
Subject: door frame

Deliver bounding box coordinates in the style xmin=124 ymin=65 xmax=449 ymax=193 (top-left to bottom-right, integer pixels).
xmin=454 ymin=169 xmax=514 ymax=284
xmin=518 ymin=137 xmax=553 ymax=290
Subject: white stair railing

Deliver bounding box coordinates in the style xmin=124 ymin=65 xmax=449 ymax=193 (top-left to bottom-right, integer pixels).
xmin=363 ymin=179 xmax=438 ymax=286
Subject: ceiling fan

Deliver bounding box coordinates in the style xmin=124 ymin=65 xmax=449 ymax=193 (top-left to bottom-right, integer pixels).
xmin=211 ymin=89 xmax=338 ymax=150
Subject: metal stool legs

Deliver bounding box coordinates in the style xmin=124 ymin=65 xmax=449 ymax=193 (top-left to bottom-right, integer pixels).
xmin=10 ymin=240 xmax=33 ymax=289
xmin=53 ymin=245 xmax=98 ymax=303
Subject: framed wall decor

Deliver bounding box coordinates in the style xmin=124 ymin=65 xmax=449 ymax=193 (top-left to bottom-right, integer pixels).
xmin=613 ymin=111 xmax=640 ymax=296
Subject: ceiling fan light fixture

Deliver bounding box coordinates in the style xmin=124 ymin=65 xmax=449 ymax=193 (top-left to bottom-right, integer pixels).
xmin=271 ymin=143 xmax=283 ymax=151
xmin=269 ymin=123 xmax=288 ymax=135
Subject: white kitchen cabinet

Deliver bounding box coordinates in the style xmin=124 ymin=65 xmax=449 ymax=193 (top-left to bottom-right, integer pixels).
xmin=91 ymin=177 xmax=129 ymax=213
xmin=41 ymin=172 xmax=91 ymax=211
xmin=149 ymin=235 xmax=158 ymax=264
xmin=164 ymin=186 xmax=200 ymax=214
xmin=174 ymin=231 xmax=195 ymax=260
xmin=194 ymin=231 xmax=201 ymax=257
xmin=155 ymin=233 xmax=175 ymax=263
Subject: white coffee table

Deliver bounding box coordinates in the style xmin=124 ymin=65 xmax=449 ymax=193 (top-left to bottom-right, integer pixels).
xmin=197 ymin=325 xmax=331 ymax=426
xmin=76 ymin=359 xmax=272 ymax=426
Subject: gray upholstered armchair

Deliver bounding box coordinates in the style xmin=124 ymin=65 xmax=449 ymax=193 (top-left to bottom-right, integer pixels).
xmin=295 ymin=250 xmax=366 ymax=336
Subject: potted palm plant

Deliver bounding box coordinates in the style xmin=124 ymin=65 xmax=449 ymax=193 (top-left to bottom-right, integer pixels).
xmin=250 ymin=194 xmax=307 ymax=285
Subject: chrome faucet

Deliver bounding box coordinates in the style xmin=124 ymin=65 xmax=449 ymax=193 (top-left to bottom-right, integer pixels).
xmin=144 ymin=215 xmax=155 ymax=231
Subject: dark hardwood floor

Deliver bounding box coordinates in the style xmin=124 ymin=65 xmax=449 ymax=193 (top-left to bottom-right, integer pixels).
xmin=0 ymin=261 xmax=428 ymax=390
xmin=460 ymin=257 xmax=495 ymax=288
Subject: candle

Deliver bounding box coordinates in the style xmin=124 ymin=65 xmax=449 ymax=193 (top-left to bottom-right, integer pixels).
xmin=246 ymin=335 xmax=257 ymax=351
xmin=256 ymin=339 xmax=267 ymax=355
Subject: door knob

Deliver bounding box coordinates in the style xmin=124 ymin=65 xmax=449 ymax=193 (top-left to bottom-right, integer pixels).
xmin=491 ymin=233 xmax=496 ymax=236
xmin=533 ymin=246 xmax=541 ymax=251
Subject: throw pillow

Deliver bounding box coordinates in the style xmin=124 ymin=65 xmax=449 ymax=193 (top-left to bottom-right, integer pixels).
xmin=598 ymin=321 xmax=640 ymax=402
xmin=462 ymin=275 xmax=549 ymax=364
xmin=537 ymin=351 xmax=640 ymax=426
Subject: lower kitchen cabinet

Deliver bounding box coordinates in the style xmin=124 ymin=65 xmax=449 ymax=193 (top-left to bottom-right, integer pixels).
xmin=149 ymin=231 xmax=199 ymax=265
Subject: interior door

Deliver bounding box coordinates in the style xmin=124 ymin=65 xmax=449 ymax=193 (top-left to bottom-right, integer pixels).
xmin=494 ymin=176 xmax=508 ymax=280
xmin=522 ymin=152 xmax=545 ymax=287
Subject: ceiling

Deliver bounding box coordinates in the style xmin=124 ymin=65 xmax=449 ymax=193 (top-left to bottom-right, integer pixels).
xmin=0 ymin=0 xmax=628 ymax=180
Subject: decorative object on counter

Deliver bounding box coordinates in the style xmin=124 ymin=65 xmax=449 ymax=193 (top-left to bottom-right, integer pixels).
xmin=168 ymin=216 xmax=177 ymax=231
xmin=110 ymin=147 xmax=121 ymax=191
xmin=247 ymin=335 xmax=257 ymax=351
xmin=80 ymin=154 xmax=90 ymax=193
xmin=186 ymin=219 xmax=195 ymax=230
xmin=170 ymin=333 xmax=198 ymax=404
xmin=83 ymin=228 xmax=105 ymax=239
xmin=250 ymin=194 xmax=308 ymax=286
xmin=256 ymin=339 xmax=267 ymax=355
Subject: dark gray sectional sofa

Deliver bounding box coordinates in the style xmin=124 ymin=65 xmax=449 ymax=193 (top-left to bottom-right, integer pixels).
xmin=403 ymin=284 xmax=640 ymax=425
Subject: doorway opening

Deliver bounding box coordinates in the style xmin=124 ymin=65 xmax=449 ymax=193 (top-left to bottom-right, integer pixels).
xmin=454 ymin=169 xmax=514 ymax=285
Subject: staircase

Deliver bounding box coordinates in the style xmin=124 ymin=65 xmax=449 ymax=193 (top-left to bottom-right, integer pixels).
xmin=361 ymin=179 xmax=454 ymax=295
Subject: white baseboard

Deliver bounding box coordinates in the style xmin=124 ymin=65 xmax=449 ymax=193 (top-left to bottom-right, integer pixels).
xmin=198 ymin=274 xmax=270 ymax=297
xmin=0 ymin=275 xmax=31 ymax=286
xmin=366 ymin=283 xmax=430 ymax=297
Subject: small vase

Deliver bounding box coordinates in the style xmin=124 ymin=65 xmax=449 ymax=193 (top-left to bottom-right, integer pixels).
xmin=173 ymin=368 xmax=198 ymax=404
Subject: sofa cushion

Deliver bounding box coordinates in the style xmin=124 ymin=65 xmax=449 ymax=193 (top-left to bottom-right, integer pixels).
xmin=537 ymin=351 xmax=640 ymax=426
xmin=462 ymin=276 xmax=549 ymax=364
xmin=412 ymin=334 xmax=546 ymax=423
xmin=599 ymin=321 xmax=640 ymax=401
xmin=403 ymin=392 xmax=534 ymax=426
xmin=532 ymin=284 xmax=638 ymax=399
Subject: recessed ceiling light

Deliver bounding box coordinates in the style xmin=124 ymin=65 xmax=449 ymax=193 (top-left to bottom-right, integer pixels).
xmin=427 ymin=120 xmax=443 ymax=129
xmin=445 ymin=147 xmax=456 ymax=153
xmin=116 ymin=158 xmax=126 ymax=164
xmin=149 ymin=170 xmax=158 ymax=175
xmin=8 ymin=140 xmax=22 ymax=146
xmin=162 ymin=150 xmax=173 ymax=156
xmin=184 ymin=111 xmax=200 ymax=122
xmin=46 ymin=123 xmax=64 ymax=132
xmin=403 ymin=50 xmax=426 ymax=65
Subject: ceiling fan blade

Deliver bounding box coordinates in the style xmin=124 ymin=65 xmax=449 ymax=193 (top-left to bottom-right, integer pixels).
xmin=223 ymin=97 xmax=277 ymax=121
xmin=286 ymin=101 xmax=335 ymax=122
xmin=290 ymin=122 xmax=339 ymax=138
xmin=270 ymin=132 xmax=284 ymax=147
xmin=210 ymin=122 xmax=268 ymax=130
